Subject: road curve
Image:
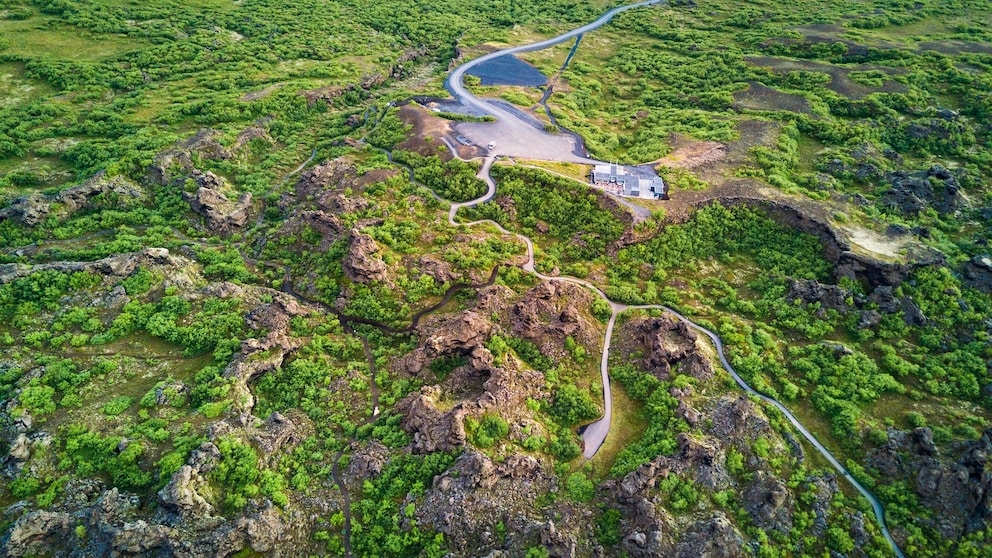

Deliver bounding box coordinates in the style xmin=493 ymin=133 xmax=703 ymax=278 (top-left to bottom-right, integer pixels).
xmin=437 ymin=152 xmax=904 ymax=557
xmin=443 ymin=106 xmax=906 ymax=558
xmin=351 ymin=2 xmax=907 ymax=552
xmin=361 ymin=119 xmax=904 ymax=557
xmin=446 ymin=0 xmax=662 ymax=118
xmin=622 ymin=305 xmax=906 ymax=558
xmin=445 ymin=0 xmax=662 ymax=164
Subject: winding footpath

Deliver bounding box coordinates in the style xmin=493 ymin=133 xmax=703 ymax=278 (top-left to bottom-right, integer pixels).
xmin=437 ymin=3 xmax=906 ymax=556
xmin=446 ymin=139 xmax=908 ymax=558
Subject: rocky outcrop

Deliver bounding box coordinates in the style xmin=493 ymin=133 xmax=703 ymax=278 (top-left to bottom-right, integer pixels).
xmin=400 ymin=310 xmax=495 ymax=376
xmin=868 ymin=427 xmax=992 ymax=539
xmin=709 ymin=396 xmax=775 ymax=445
xmin=416 ymin=254 xmax=459 ymax=285
xmin=244 ymin=296 xmax=308 ymax=334
xmin=157 ymin=441 xmax=219 ymax=522
xmin=346 ymin=440 xmax=391 ymax=481
xmin=0 ymin=247 xmax=184 ymax=285
xmin=147 ymin=126 xmax=272 ymax=185
xmin=787 ymin=276 xmax=934 ymax=328
xmin=806 ymin=474 xmax=839 ymax=536
xmin=252 ymin=412 xmax=298 ymax=455
xmin=962 ymin=254 xmax=992 ymax=293
xmin=280 ymin=157 xmax=394 ymax=216
xmin=0 ymin=172 xmax=144 ymax=227
xmin=395 ymin=386 xmax=468 ymax=453
xmin=672 ymin=515 xmax=745 ymax=558
xmin=4 ymin=511 xmax=74 ymax=556
xmin=539 ymin=521 xmax=576 ymax=558
xmin=3 ymin=488 xmax=180 ymax=557
xmin=786 ymin=278 xmax=856 ymax=314
xmin=342 ymin=230 xmax=388 ymax=284
xmin=183 ymin=172 xmax=253 ymax=233
xmin=416 ymin=450 xmax=556 ymax=555
xmin=158 ymin=465 xmax=215 ymax=520
xmin=882 ymin=165 xmax=968 ymax=216
xmin=223 ymin=295 xmax=312 ymax=413
xmin=742 ymin=470 xmax=793 ymax=532
xmin=619 ymin=315 xmax=713 ymax=381
xmin=509 ymin=282 xmax=597 ymax=361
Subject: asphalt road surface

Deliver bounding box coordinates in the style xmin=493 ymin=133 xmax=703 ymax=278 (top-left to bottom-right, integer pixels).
xmin=445 ymin=0 xmax=663 ymax=162
xmin=439 ymin=3 xmax=906 ymax=555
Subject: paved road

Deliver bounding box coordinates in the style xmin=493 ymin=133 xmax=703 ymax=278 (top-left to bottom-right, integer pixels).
xmin=445 ymin=0 xmax=662 ymax=163
xmin=622 ymin=305 xmax=906 ymax=558
xmin=363 ymin=133 xmax=904 ymax=557
xmin=421 ymin=3 xmax=907 ymax=554
xmin=443 ymin=61 xmax=905 ymax=558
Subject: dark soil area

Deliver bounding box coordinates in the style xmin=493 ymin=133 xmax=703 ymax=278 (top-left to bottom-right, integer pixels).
xmin=746 ymin=56 xmax=908 ymax=99
xmin=732 ymin=82 xmax=813 ymax=115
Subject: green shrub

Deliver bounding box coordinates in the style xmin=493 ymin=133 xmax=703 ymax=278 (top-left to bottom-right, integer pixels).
xmin=596 ymin=509 xmax=622 ymax=546
xmin=548 ymin=430 xmax=581 ymax=461
xmin=565 ymin=472 xmax=595 ymax=502
xmin=9 ymin=476 xmax=41 ymax=498
xmin=550 ymin=384 xmax=600 ymax=426
xmin=472 ymin=414 xmax=509 ymax=448
xmin=101 ymin=396 xmax=133 ymax=416
xmin=120 ymin=268 xmax=155 ymax=295
xmin=907 ymin=412 xmax=927 ymax=428
xmin=18 ymin=385 xmax=57 ymax=415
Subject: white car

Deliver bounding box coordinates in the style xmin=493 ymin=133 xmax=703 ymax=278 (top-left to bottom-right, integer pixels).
xmin=487 ymin=141 xmax=496 ymax=150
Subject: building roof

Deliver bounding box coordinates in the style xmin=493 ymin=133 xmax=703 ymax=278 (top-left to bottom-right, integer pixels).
xmin=592 ymin=163 xmax=666 ymax=198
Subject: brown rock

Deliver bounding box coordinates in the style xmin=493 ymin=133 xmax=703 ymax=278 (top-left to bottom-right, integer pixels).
xmin=395 ymin=388 xmax=467 ymax=453
xmin=0 ymin=172 xmax=143 ymax=227
xmin=158 ymin=466 xmax=215 ymax=519
xmin=742 ymin=470 xmax=793 ymax=532
xmin=252 ymin=412 xmax=298 ymax=455
xmin=342 ymin=230 xmax=388 ymax=284
xmin=673 ymin=515 xmax=744 ymax=558
xmin=510 ymin=282 xmax=596 ymax=361
xmin=110 ymin=521 xmax=174 ymax=555
xmin=416 ymin=450 xmax=556 ymax=555
xmin=622 ymin=315 xmax=714 ymax=381
xmin=184 ymin=173 xmax=253 ymax=233
xmin=868 ymin=427 xmax=992 ymax=539
xmin=4 ymin=511 xmax=72 ymax=556
xmin=346 ymin=440 xmax=391 ymax=481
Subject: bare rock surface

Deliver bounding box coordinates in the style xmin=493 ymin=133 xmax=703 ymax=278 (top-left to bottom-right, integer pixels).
xmin=672 ymin=515 xmax=745 ymax=558
xmin=617 ymin=315 xmax=714 ymax=381
xmin=786 ymin=278 xmax=857 ymax=314
xmin=399 ymin=310 xmax=495 ymax=376
xmin=0 ymin=172 xmax=144 ymax=227
xmin=416 ymin=450 xmax=556 ymax=555
xmin=223 ymin=296 xmax=311 ymax=413
xmin=868 ymin=427 xmax=992 ymax=539
xmin=280 ymin=157 xmax=396 ymax=215
xmin=509 ymin=282 xmax=597 ymax=361
xmin=183 ymin=172 xmax=252 ymax=233
xmin=342 ymin=230 xmax=389 ymax=284
xmin=0 ymin=247 xmax=184 ymax=285
xmin=742 ymin=470 xmax=793 ymax=532
xmin=395 ymin=387 xmax=468 ymax=453
xmin=962 ymin=254 xmax=992 ymax=293
xmin=882 ymin=164 xmax=968 ymax=216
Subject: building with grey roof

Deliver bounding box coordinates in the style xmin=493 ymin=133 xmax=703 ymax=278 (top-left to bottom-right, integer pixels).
xmin=591 ymin=164 xmax=666 ymax=199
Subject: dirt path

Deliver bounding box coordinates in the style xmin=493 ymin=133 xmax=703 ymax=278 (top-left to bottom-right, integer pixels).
xmin=446 ymin=148 xmax=906 ymax=558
